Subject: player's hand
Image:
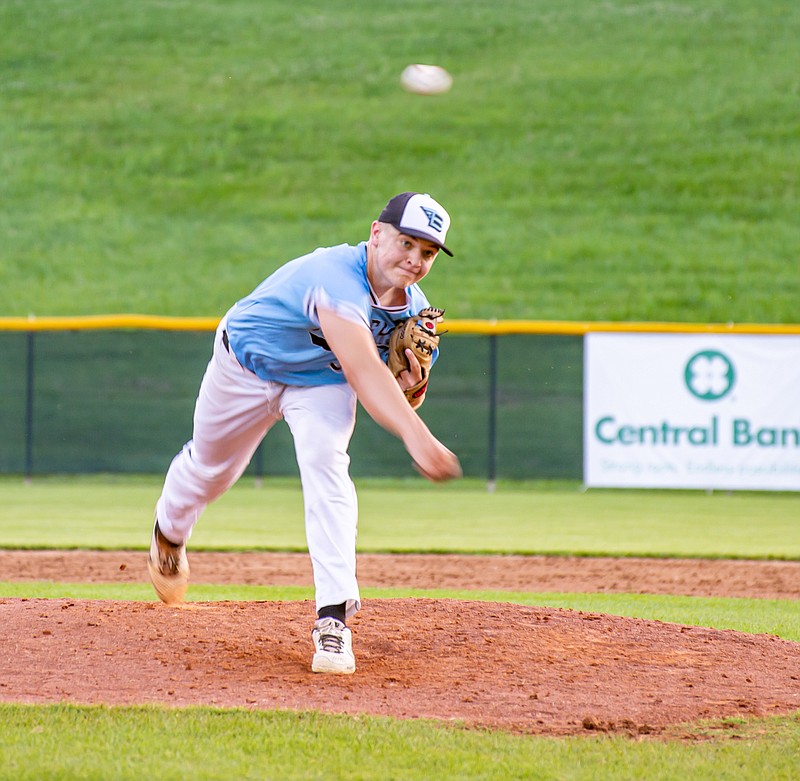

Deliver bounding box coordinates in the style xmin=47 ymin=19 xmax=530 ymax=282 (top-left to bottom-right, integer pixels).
xmin=397 ymin=348 xmax=423 ymax=391
xmin=409 ymin=437 xmax=462 ymax=483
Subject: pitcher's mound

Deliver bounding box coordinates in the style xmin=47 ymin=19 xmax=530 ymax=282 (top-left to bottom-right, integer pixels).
xmin=2 ymin=597 xmax=798 ymax=736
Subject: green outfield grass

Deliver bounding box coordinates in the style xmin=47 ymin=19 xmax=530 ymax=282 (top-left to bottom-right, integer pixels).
xmin=2 ymin=0 xmax=799 ymax=322
xmin=2 ymin=704 xmax=797 ymax=781
xmin=2 ymin=475 xmax=799 ymax=778
xmin=2 ymin=475 xmax=798 ymax=559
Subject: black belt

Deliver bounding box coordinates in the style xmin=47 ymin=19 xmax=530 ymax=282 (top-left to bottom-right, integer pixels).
xmin=222 ymin=329 xmax=230 ymax=352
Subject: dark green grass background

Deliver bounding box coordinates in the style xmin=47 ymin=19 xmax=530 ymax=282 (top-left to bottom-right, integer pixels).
xmin=2 ymin=0 xmax=799 ymax=323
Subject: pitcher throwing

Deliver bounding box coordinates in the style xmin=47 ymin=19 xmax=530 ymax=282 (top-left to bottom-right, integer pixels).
xmin=148 ymin=192 xmax=462 ymax=674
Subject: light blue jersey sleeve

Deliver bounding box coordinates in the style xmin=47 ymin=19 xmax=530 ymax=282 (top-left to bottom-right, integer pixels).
xmin=224 ymin=242 xmax=434 ymax=386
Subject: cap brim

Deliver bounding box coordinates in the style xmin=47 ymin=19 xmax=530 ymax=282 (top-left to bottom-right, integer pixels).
xmin=397 ymin=227 xmax=454 ymax=257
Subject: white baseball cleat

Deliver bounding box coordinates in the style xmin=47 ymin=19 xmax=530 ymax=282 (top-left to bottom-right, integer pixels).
xmin=147 ymin=520 xmax=189 ymax=605
xmin=311 ymin=617 xmax=356 ymax=674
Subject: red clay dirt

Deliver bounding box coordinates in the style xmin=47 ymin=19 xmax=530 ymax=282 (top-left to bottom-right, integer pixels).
xmin=1 ymin=551 xmax=799 ymax=736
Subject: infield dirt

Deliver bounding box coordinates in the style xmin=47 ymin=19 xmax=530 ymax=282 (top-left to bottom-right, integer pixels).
xmin=1 ymin=552 xmax=799 ymax=737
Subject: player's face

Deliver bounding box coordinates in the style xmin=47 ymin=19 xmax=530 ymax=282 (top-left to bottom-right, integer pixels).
xmin=368 ymin=222 xmax=439 ymax=295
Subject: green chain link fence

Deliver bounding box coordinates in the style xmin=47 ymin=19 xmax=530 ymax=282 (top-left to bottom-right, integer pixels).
xmin=0 ymin=326 xmax=583 ymax=480
xmin=6 ymin=317 xmax=789 ymax=481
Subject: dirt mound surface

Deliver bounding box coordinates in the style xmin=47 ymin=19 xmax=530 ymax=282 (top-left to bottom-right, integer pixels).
xmin=3 ymin=550 xmax=800 ymax=600
xmin=1 ymin=552 xmax=798 ymax=736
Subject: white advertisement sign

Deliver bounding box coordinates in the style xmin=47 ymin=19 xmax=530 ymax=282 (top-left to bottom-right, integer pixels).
xmin=584 ymin=334 xmax=800 ymax=491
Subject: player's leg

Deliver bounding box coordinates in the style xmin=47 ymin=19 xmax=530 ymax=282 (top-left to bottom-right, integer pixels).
xmin=150 ymin=327 xmax=282 ymax=602
xmin=157 ymin=328 xmax=282 ymax=541
xmin=281 ymin=382 xmax=359 ymax=673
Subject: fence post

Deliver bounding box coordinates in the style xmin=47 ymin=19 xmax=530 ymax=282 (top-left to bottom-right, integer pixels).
xmin=487 ymin=333 xmax=498 ymax=492
xmin=254 ymin=441 xmax=264 ymax=488
xmin=25 ymin=331 xmax=35 ymax=482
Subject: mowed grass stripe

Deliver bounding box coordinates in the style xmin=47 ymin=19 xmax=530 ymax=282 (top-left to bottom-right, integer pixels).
xmin=1 ymin=582 xmax=797 ymax=642
xmin=1 ymin=477 xmax=798 ymax=559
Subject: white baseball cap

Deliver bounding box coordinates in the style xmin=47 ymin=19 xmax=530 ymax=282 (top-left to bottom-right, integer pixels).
xmin=378 ymin=192 xmax=453 ymax=256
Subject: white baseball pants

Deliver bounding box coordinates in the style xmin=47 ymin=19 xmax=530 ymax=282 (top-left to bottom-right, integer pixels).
xmin=156 ymin=323 xmax=361 ymax=618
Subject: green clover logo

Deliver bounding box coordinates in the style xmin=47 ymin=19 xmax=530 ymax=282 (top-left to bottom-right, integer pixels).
xmin=684 ymin=350 xmax=735 ymax=401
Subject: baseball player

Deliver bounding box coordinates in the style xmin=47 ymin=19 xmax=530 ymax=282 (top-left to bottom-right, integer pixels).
xmin=148 ymin=192 xmax=462 ymax=674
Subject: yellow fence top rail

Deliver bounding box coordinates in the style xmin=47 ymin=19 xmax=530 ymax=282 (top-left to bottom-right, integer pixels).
xmin=444 ymin=319 xmax=800 ymax=335
xmin=0 ymin=314 xmax=219 ymax=332
xmin=0 ymin=315 xmax=799 ymax=335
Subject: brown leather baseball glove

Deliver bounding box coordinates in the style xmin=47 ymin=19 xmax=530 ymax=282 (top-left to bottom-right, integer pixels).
xmin=386 ymin=307 xmax=445 ymax=409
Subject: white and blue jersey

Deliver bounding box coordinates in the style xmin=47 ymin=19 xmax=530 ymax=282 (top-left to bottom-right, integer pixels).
xmin=225 ymin=242 xmax=435 ymax=385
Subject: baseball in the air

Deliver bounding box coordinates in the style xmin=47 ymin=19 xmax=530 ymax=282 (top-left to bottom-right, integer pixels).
xmin=400 ymin=64 xmax=453 ymax=96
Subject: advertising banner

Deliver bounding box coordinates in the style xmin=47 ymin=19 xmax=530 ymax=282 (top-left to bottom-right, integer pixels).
xmin=583 ymin=333 xmax=800 ymax=490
